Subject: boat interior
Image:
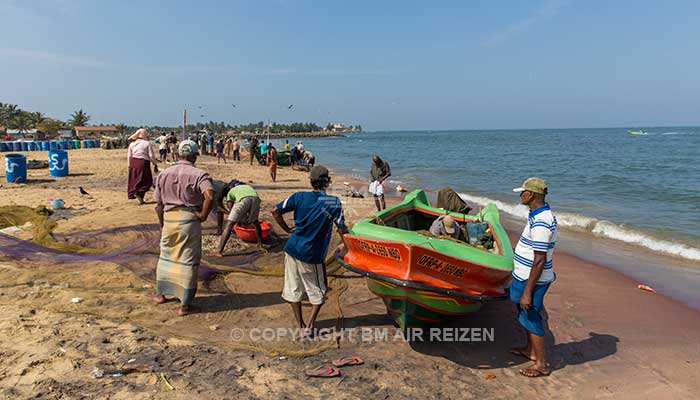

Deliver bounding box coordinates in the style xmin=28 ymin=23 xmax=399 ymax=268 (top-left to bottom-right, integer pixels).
xmin=373 ymin=207 xmax=500 ymax=254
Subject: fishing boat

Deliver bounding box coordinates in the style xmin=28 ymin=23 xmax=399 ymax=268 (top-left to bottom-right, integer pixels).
xmin=627 ymin=130 xmax=648 ymax=135
xmin=335 ymin=190 xmax=514 ymax=330
xmin=255 ymin=149 xmax=291 ymax=165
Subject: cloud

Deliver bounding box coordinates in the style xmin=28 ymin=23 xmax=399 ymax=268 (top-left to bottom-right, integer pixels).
xmin=0 ymin=48 xmax=112 ymax=68
xmin=482 ymin=0 xmax=572 ymax=47
xmin=1 ymin=47 xmax=394 ymax=76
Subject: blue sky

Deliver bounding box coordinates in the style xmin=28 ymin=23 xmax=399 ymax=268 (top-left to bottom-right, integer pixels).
xmin=1 ymin=0 xmax=699 ymax=130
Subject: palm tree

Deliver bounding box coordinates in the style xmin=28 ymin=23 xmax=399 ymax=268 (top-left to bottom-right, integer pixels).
xmin=31 ymin=111 xmax=46 ymax=127
xmin=68 ymin=109 xmax=90 ymax=127
xmin=0 ymin=103 xmax=20 ymax=133
xmin=11 ymin=113 xmax=32 ymax=135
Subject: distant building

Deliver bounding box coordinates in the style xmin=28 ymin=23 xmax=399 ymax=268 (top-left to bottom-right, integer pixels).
xmin=74 ymin=126 xmax=119 ymax=138
xmin=6 ymin=129 xmax=42 ymax=140
xmin=331 ymin=123 xmax=355 ymax=133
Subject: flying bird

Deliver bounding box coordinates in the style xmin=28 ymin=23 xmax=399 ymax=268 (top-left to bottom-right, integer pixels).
xmin=287 ymin=104 xmax=293 ymax=109
xmin=200 ymin=114 xmax=204 ymax=118
xmin=79 ymin=187 xmax=90 ymax=197
xmin=231 ymin=104 xmax=237 ymax=108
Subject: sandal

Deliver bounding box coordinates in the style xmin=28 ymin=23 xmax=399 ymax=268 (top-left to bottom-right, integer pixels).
xmin=519 ymin=367 xmax=551 ymax=378
xmin=332 ymin=356 xmax=364 ymax=367
xmin=304 ymin=365 xmax=341 ymax=378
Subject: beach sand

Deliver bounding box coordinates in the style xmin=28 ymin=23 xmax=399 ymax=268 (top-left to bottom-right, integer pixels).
xmin=1 ymin=149 xmax=699 ymax=399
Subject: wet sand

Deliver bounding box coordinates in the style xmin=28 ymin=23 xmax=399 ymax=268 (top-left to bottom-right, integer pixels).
xmin=1 ymin=148 xmax=699 ymax=399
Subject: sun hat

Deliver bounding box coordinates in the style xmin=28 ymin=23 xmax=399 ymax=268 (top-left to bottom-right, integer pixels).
xmin=441 ymin=215 xmax=456 ymax=235
xmin=513 ymin=177 xmax=548 ymax=194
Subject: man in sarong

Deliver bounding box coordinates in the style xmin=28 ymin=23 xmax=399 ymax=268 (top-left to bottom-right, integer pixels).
xmin=152 ymin=140 xmax=214 ymax=316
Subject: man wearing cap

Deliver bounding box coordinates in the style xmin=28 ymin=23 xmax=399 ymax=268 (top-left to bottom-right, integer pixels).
xmin=272 ymin=165 xmax=348 ymax=336
xmin=429 ymin=215 xmax=460 ymax=239
xmin=510 ymin=177 xmax=557 ymax=377
xmin=217 ymin=181 xmax=265 ymax=255
xmin=152 ymin=140 xmax=215 ymax=316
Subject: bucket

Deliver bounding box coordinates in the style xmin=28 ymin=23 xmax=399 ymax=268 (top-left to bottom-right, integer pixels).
xmin=233 ymin=221 xmax=273 ymax=243
xmin=5 ymin=154 xmax=27 ymax=183
xmin=48 ymin=149 xmax=69 ymax=177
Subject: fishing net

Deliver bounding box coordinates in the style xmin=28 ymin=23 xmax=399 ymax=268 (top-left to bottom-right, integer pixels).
xmin=0 ymin=205 xmax=351 ymax=356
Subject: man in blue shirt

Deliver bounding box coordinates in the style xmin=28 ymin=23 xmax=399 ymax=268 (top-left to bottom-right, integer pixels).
xmin=272 ymin=165 xmax=348 ymax=336
xmin=510 ymin=177 xmax=557 ymax=378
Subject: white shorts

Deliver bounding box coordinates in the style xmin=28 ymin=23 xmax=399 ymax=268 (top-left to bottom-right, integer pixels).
xmin=369 ymin=180 xmax=384 ymax=196
xmin=282 ymin=253 xmax=326 ymax=305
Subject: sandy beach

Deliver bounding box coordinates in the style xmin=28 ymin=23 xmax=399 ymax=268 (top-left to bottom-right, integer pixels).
xmin=1 ymin=148 xmax=699 ymax=399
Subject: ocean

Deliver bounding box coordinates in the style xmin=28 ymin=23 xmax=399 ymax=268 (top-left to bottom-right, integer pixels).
xmin=284 ymin=128 xmax=700 ymax=307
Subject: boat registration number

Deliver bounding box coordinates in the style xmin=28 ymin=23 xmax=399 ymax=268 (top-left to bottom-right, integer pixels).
xmin=417 ymin=255 xmax=467 ymax=278
xmin=357 ymin=240 xmax=402 ymax=260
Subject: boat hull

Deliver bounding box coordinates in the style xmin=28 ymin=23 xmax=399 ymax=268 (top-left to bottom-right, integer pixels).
xmin=335 ymin=189 xmax=514 ymax=331
xmin=367 ymin=278 xmax=482 ymax=329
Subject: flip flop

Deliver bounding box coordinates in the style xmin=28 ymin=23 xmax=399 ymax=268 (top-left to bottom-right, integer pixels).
xmin=304 ymin=365 xmax=341 ymax=378
xmin=519 ymin=367 xmax=551 ymax=378
xmin=332 ymin=356 xmax=364 ymax=367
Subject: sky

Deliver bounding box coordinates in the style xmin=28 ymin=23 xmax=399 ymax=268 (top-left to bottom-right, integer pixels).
xmin=1 ymin=0 xmax=700 ymax=131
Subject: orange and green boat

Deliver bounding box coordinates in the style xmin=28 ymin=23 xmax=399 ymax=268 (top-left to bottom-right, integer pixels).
xmin=335 ymin=190 xmax=514 ymax=330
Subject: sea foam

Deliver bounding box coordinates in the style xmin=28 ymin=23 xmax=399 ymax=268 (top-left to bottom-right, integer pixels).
xmin=459 ymin=193 xmax=700 ymax=261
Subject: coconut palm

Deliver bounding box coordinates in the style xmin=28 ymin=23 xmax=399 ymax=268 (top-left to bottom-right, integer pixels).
xmin=0 ymin=103 xmax=20 ymax=132
xmin=68 ymin=109 xmax=90 ymax=127
xmin=11 ymin=112 xmax=32 ymax=135
xmin=115 ymin=123 xmax=127 ymax=135
xmin=31 ymin=111 xmax=46 ymax=127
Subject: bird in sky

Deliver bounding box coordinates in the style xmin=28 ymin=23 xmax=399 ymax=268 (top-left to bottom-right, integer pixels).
xmin=232 ymin=104 xmax=237 ymax=108
xmin=287 ymin=104 xmax=293 ymax=109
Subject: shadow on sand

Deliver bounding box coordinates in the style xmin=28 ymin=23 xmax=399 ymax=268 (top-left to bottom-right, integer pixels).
xmin=408 ymin=301 xmax=619 ymax=370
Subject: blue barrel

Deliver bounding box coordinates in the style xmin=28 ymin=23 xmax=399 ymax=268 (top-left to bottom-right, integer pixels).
xmin=0 ymin=143 xmax=7 ymax=152
xmin=64 ymin=140 xmax=72 ymax=150
xmin=50 ymin=141 xmax=58 ymax=150
xmin=95 ymin=139 xmax=101 ymax=148
xmin=5 ymin=154 xmax=27 ymax=183
xmin=20 ymin=142 xmax=28 ymax=151
xmin=84 ymin=140 xmax=92 ymax=149
xmin=27 ymin=142 xmax=35 ymax=151
xmin=90 ymin=140 xmax=97 ymax=148
xmin=48 ymin=149 xmax=69 ymax=177
xmin=42 ymin=141 xmax=50 ymax=151
xmin=12 ymin=142 xmax=21 ymax=151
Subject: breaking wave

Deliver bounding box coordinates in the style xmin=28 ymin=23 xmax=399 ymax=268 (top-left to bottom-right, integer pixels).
xmin=459 ymin=193 xmax=700 ymax=261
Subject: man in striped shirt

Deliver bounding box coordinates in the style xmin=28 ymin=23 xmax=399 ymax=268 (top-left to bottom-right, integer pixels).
xmin=510 ymin=177 xmax=557 ymax=378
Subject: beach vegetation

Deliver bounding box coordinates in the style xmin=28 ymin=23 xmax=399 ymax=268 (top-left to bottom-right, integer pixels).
xmin=68 ymin=109 xmax=91 ymax=127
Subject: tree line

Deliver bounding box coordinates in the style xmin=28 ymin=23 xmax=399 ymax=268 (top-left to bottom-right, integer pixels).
xmin=1 ymin=102 xmax=362 ymax=137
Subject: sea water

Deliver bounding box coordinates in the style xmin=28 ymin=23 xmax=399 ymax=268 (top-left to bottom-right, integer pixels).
xmin=289 ymin=128 xmax=700 ymax=307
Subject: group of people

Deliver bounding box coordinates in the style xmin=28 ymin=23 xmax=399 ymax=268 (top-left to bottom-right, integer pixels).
xmin=149 ymin=136 xmax=346 ymax=336
xmin=289 ymin=140 xmax=315 ymax=169
xmin=130 ymin=128 xmax=557 ymax=378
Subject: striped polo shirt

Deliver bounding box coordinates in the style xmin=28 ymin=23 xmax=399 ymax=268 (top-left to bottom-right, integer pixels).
xmin=513 ymin=203 xmax=557 ymax=283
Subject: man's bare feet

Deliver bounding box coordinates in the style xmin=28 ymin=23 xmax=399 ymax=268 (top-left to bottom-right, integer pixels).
xmin=216 ymin=251 xmax=225 ymax=257
xmin=509 ymin=347 xmax=536 ymax=361
xmin=151 ymin=295 xmax=166 ymax=304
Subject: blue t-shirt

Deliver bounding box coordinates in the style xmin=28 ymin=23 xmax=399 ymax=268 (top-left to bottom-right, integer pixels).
xmin=276 ymin=191 xmax=346 ymax=264
xmin=259 ymin=143 xmax=268 ymax=154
